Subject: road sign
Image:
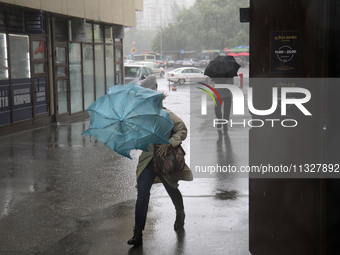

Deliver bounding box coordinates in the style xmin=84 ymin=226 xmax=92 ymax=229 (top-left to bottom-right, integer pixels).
xmin=131 ymin=41 xmax=136 ymax=46
xmin=131 ymin=48 xmax=137 ymax=53
xmin=180 ymin=49 xmax=185 ymax=54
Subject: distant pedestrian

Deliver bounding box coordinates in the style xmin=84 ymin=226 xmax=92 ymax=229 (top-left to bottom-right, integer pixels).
xmin=213 ymin=77 xmax=233 ymax=130
xmin=203 ymin=55 xmax=241 ymax=131
xmin=127 ymin=103 xmax=193 ymax=247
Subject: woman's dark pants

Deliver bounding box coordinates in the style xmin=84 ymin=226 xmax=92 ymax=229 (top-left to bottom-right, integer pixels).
xmin=135 ymin=161 xmax=184 ymax=230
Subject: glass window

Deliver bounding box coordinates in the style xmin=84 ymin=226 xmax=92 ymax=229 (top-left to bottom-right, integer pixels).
xmin=33 ymin=41 xmax=45 ymax=60
xmin=69 ymin=43 xmax=83 ymax=113
xmin=70 ymin=19 xmax=86 ymax=42
xmin=57 ymin=67 xmax=66 ymax=76
xmin=146 ymin=68 xmax=153 ymax=75
xmin=0 ymin=33 xmax=8 ymax=80
xmin=86 ymin=23 xmax=93 ymax=42
xmin=94 ymin=24 xmax=104 ymax=43
xmin=105 ymin=45 xmax=114 ymax=86
xmin=115 ymin=38 xmax=121 ymax=43
xmin=105 ymin=26 xmax=113 ymax=43
xmin=142 ymin=67 xmax=148 ymax=77
xmin=34 ymin=63 xmax=44 ymax=73
xmin=116 ymin=64 xmax=121 ymax=71
xmin=95 ymin=45 xmax=105 ymax=99
xmin=9 ymin=35 xmax=30 ymax=79
xmin=54 ymin=17 xmax=68 ymax=42
xmin=56 ymin=47 xmax=66 ymax=63
xmin=124 ymin=66 xmax=140 ymax=78
xmin=115 ymin=48 xmax=122 ymax=61
xmin=83 ymin=44 xmax=94 ymax=109
xmin=57 ymin=80 xmax=68 ymax=114
xmin=116 ymin=73 xmax=121 ymax=84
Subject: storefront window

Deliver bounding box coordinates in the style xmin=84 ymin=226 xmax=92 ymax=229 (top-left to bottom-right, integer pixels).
xmin=95 ymin=45 xmax=105 ymax=99
xmin=105 ymin=45 xmax=114 ymax=86
xmin=0 ymin=33 xmax=8 ymax=79
xmin=69 ymin=43 xmax=83 ymax=113
xmin=56 ymin=47 xmax=66 ymax=63
xmin=33 ymin=41 xmax=45 ymax=60
xmin=9 ymin=35 xmax=30 ymax=79
xmin=115 ymin=48 xmax=122 ymax=62
xmin=83 ymin=44 xmax=94 ymax=109
xmin=105 ymin=27 xmax=113 ymax=44
xmin=34 ymin=63 xmax=44 ymax=73
xmin=86 ymin=23 xmax=93 ymax=43
xmin=57 ymin=79 xmax=68 ymax=114
xmin=94 ymin=24 xmax=104 ymax=43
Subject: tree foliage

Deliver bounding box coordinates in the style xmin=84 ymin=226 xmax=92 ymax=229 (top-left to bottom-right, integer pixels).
xmin=151 ymin=0 xmax=249 ymax=53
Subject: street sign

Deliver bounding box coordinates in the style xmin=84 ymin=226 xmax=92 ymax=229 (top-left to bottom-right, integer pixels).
xmin=131 ymin=41 xmax=136 ymax=47
xmin=180 ymin=49 xmax=185 ymax=54
xmin=131 ymin=48 xmax=137 ymax=53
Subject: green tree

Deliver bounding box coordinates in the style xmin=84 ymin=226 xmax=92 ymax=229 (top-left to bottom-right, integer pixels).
xmin=151 ymin=0 xmax=249 ymax=54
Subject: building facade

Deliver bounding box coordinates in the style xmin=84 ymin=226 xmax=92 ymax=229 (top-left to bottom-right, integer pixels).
xmin=0 ymin=0 xmax=143 ymax=135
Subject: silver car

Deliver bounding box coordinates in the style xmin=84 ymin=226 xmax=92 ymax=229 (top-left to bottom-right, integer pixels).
xmin=124 ymin=65 xmax=158 ymax=90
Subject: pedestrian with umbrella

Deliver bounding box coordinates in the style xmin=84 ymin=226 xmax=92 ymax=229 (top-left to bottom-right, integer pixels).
xmin=82 ymin=84 xmax=193 ymax=247
xmin=204 ymin=56 xmax=241 ymax=130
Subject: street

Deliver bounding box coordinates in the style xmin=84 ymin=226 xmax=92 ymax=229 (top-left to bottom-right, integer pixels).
xmin=0 ymin=67 xmax=250 ymax=255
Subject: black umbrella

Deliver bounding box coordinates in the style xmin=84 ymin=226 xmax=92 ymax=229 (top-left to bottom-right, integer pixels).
xmin=204 ymin=56 xmax=241 ymax=78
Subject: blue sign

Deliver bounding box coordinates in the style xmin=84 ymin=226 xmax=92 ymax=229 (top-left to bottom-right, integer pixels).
xmin=25 ymin=11 xmax=43 ymax=34
xmin=34 ymin=77 xmax=48 ymax=114
xmin=180 ymin=49 xmax=185 ymax=54
xmin=12 ymin=78 xmax=33 ymax=122
xmin=0 ymin=80 xmax=11 ymax=126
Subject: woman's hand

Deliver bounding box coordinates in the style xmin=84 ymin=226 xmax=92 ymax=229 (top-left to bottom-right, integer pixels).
xmin=156 ymin=144 xmax=171 ymax=156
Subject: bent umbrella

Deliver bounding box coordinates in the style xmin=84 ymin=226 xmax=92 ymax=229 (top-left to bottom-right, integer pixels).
xmin=82 ymin=84 xmax=174 ymax=159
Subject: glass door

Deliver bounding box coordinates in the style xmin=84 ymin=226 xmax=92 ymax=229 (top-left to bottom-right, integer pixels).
xmin=54 ymin=42 xmax=69 ymax=115
xmin=31 ymin=36 xmax=49 ymax=117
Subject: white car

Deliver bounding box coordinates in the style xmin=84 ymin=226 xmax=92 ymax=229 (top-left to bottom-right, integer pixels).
xmin=134 ymin=61 xmax=165 ymax=77
xmin=182 ymin=58 xmax=200 ymax=67
xmin=167 ymin=67 xmax=209 ymax=85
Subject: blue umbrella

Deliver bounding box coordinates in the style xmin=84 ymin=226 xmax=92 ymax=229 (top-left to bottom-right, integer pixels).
xmin=82 ymin=84 xmax=174 ymax=159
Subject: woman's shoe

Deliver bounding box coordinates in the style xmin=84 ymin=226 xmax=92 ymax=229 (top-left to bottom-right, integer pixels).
xmin=127 ymin=227 xmax=143 ymax=246
xmin=174 ymin=211 xmax=185 ymax=230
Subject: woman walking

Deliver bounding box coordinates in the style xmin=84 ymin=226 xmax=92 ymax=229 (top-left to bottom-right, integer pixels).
xmin=127 ymin=107 xmax=193 ymax=246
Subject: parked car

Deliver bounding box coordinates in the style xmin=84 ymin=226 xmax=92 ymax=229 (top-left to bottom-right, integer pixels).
xmin=182 ymin=58 xmax=200 ymax=67
xmin=199 ymin=59 xmax=210 ymax=67
xmin=134 ymin=61 xmax=165 ymax=77
xmin=124 ymin=65 xmax=158 ymax=90
xmin=166 ymin=60 xmax=175 ymax=67
xmin=167 ymin=67 xmax=209 ymax=85
xmin=174 ymin=60 xmax=184 ymax=68
xmin=124 ymin=60 xmax=135 ymax=65
xmin=154 ymin=60 xmax=166 ymax=68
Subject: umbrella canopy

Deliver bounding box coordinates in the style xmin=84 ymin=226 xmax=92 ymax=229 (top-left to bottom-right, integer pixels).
xmin=204 ymin=56 xmax=241 ymax=78
xmin=227 ymin=53 xmax=239 ymax=57
xmin=238 ymin=52 xmax=249 ymax=56
xmin=82 ymin=84 xmax=174 ymax=159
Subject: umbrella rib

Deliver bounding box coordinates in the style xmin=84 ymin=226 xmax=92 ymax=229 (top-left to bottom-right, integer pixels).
xmin=123 ymin=116 xmax=173 ymax=143
xmin=124 ymin=93 xmax=162 ymax=118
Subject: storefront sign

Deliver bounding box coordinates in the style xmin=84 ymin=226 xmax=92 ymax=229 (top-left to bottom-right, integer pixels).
xmin=35 ymin=77 xmax=48 ymax=114
xmin=24 ymin=11 xmax=43 ymax=34
xmin=270 ymin=31 xmax=301 ymax=73
xmin=12 ymin=78 xmax=33 ymax=122
xmin=0 ymin=80 xmax=11 ymax=126
xmin=7 ymin=11 xmax=24 ymax=33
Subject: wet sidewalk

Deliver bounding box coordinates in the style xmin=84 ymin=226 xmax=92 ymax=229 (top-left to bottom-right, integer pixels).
xmin=0 ymin=77 xmax=251 ymax=255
